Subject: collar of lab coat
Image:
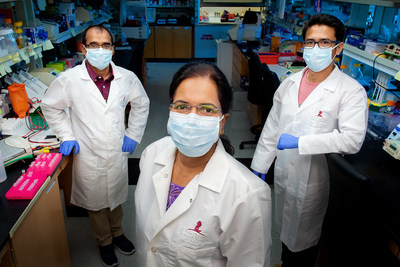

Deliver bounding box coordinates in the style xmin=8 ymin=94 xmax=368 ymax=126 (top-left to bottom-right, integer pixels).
xmin=153 ymin=137 xmax=229 ymax=194
xmin=78 ymin=59 xmax=123 ymax=109
xmin=289 ymin=64 xmax=341 ymax=93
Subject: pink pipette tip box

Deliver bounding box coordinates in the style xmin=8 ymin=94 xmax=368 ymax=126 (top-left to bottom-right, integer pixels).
xmin=27 ymin=153 xmax=62 ymax=176
xmin=5 ymin=171 xmax=48 ymax=200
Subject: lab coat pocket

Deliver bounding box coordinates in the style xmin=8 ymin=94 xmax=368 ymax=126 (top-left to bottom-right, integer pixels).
xmin=73 ymin=154 xmax=98 ymax=183
xmin=172 ymin=240 xmax=215 ymax=266
xmin=310 ymin=109 xmax=332 ymax=132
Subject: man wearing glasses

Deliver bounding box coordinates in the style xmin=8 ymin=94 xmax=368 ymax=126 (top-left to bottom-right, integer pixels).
xmin=252 ymin=14 xmax=368 ymax=266
xmin=42 ymin=25 xmax=149 ymax=266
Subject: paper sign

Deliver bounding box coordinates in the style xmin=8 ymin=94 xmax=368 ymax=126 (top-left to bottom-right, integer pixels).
xmin=0 ymin=65 xmax=6 ymax=76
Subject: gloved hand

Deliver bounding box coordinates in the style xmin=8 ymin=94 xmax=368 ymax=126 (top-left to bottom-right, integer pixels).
xmin=122 ymin=136 xmax=137 ymax=155
xmin=277 ymin=133 xmax=299 ymax=150
xmin=253 ymin=170 xmax=266 ymax=181
xmin=59 ymin=140 xmax=80 ymax=156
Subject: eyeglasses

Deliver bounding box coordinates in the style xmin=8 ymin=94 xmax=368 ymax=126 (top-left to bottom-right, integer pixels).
xmin=303 ymin=39 xmax=341 ymax=49
xmin=84 ymin=43 xmax=113 ymax=50
xmin=169 ymin=101 xmax=221 ymax=116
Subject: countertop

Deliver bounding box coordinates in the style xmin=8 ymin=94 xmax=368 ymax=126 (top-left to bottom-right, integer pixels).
xmin=0 ymin=155 xmax=67 ymax=251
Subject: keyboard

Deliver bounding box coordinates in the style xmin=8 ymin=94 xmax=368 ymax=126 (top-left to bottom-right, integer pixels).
xmin=0 ymin=138 xmax=26 ymax=162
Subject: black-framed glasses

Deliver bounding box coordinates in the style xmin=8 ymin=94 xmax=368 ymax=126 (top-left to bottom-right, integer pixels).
xmin=84 ymin=43 xmax=113 ymax=50
xmin=169 ymin=101 xmax=221 ymax=116
xmin=303 ymin=39 xmax=341 ymax=49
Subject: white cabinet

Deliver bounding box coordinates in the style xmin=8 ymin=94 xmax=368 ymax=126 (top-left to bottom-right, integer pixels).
xmin=194 ymin=24 xmax=235 ymax=58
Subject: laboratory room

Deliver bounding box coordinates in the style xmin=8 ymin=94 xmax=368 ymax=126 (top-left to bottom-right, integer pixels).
xmin=0 ymin=0 xmax=400 ymax=266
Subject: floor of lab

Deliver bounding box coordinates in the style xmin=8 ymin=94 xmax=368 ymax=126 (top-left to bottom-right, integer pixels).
xmin=65 ymin=62 xmax=282 ymax=266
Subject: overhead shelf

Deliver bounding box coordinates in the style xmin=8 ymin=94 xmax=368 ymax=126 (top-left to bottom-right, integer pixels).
xmin=343 ymin=43 xmax=400 ymax=77
xmin=48 ymin=15 xmax=112 ymax=44
xmin=0 ymin=40 xmax=54 ymax=77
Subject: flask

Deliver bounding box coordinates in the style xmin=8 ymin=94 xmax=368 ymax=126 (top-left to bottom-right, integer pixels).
xmin=0 ymin=151 xmax=7 ymax=183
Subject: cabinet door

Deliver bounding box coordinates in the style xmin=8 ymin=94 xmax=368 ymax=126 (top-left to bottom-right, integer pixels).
xmin=10 ymin=177 xmax=71 ymax=267
xmin=173 ymin=26 xmax=192 ymax=59
xmin=144 ymin=26 xmax=155 ymax=58
xmin=155 ymin=26 xmax=173 ymax=58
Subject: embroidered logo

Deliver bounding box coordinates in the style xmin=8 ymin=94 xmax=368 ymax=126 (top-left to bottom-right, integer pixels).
xmin=317 ymin=111 xmax=323 ymax=117
xmin=188 ymin=221 xmax=205 ymax=236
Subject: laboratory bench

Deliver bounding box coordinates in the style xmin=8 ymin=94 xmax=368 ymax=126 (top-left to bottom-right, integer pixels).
xmin=320 ymin=137 xmax=400 ymax=266
xmin=0 ymin=155 xmax=71 ymax=267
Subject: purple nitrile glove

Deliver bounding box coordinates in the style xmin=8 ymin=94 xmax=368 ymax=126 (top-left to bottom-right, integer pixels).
xmin=253 ymin=170 xmax=266 ymax=181
xmin=277 ymin=133 xmax=299 ymax=150
xmin=122 ymin=136 xmax=137 ymax=155
xmin=59 ymin=140 xmax=79 ymax=156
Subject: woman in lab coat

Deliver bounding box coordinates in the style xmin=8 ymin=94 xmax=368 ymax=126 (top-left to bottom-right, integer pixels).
xmin=251 ymin=14 xmax=369 ymax=266
xmin=135 ymin=62 xmax=272 ymax=267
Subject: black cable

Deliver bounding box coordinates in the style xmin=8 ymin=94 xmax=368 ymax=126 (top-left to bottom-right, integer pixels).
xmin=372 ymin=53 xmax=400 ymax=100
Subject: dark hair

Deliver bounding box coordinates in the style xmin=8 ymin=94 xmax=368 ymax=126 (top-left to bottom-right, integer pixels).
xmin=82 ymin=25 xmax=114 ymax=46
xmin=302 ymin=13 xmax=345 ymax=42
xmin=169 ymin=61 xmax=234 ymax=155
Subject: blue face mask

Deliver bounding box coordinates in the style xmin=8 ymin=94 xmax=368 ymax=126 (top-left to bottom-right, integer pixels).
xmin=85 ymin=48 xmax=112 ymax=70
xmin=167 ymin=111 xmax=223 ymax=157
xmin=303 ymin=44 xmax=339 ymax=72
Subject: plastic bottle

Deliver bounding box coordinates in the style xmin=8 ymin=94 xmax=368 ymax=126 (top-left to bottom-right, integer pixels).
xmin=385 ymin=100 xmax=396 ymax=114
xmin=0 ymin=151 xmax=7 ymax=183
xmin=340 ymin=64 xmax=347 ymax=74
xmin=334 ymin=57 xmax=341 ymax=68
xmin=14 ymin=28 xmax=26 ymax=49
xmin=4 ymin=18 xmax=13 ymax=29
xmin=349 ymin=63 xmax=359 ymax=80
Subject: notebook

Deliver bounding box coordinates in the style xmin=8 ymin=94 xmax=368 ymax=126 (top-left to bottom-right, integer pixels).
xmin=0 ymin=138 xmax=26 ymax=162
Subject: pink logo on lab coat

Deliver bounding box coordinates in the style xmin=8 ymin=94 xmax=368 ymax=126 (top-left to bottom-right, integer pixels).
xmin=188 ymin=221 xmax=205 ymax=236
xmin=317 ymin=111 xmax=323 ymax=117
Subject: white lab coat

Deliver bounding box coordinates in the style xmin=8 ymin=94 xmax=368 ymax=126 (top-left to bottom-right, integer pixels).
xmin=251 ymin=65 xmax=368 ymax=252
xmin=41 ymin=60 xmax=150 ymax=211
xmin=135 ymin=136 xmax=272 ymax=267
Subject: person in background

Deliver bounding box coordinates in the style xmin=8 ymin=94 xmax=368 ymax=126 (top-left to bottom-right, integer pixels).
xmin=41 ymin=25 xmax=150 ymax=267
xmin=251 ymin=14 xmax=368 ymax=267
xmin=135 ymin=62 xmax=272 ymax=267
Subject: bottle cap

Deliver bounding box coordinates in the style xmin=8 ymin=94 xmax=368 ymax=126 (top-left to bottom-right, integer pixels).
xmin=354 ymin=63 xmax=361 ymax=67
xmin=14 ymin=21 xmax=23 ymax=27
xmin=340 ymin=65 xmax=347 ymax=69
xmin=387 ymin=100 xmax=396 ymax=107
xmin=15 ymin=28 xmax=23 ymax=34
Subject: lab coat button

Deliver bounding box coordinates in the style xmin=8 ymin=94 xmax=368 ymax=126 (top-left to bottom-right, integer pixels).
xmin=164 ymin=174 xmax=168 ymax=178
xmin=151 ymin=246 xmax=158 ymax=253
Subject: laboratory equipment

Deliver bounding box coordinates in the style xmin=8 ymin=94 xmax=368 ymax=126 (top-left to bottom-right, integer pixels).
xmin=0 ymin=151 xmax=7 ymax=183
xmin=0 ymin=136 xmax=27 ymax=164
xmin=0 ymin=28 xmax=18 ymax=54
xmin=388 ymin=124 xmax=400 ymax=141
xmin=383 ymin=124 xmax=400 ymax=160
xmin=383 ymin=139 xmax=400 ymax=160
xmin=370 ymin=72 xmax=390 ymax=103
